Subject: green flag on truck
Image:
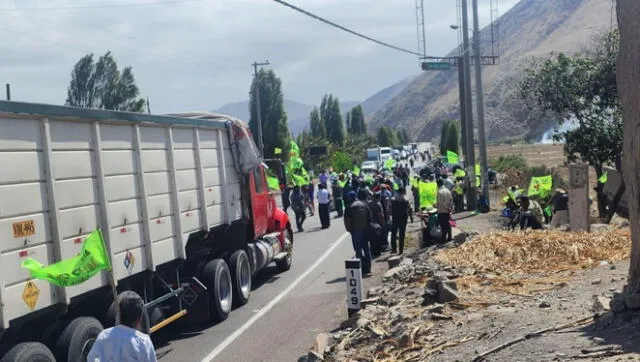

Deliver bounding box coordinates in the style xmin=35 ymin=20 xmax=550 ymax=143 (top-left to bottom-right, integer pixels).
xmin=446 ymin=151 xmax=459 ymax=164
xmin=21 ymin=230 xmax=110 ymax=287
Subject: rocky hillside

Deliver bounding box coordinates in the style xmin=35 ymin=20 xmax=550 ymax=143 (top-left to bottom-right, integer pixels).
xmin=368 ymin=0 xmax=616 ymax=142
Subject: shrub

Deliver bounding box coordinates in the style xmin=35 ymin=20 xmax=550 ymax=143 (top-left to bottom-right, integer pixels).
xmin=491 ymin=154 xmax=527 ymax=172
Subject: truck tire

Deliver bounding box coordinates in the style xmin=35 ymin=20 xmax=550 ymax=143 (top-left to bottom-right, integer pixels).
xmin=55 ymin=317 xmax=103 ymax=362
xmin=0 ymin=342 xmax=55 ymax=362
xmin=201 ymin=259 xmax=232 ymax=322
xmin=229 ymin=250 xmax=251 ymax=307
xmin=276 ymin=226 xmax=294 ymax=272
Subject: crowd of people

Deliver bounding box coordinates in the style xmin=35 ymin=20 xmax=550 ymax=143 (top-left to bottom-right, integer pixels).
xmin=279 ymin=155 xmax=464 ymax=277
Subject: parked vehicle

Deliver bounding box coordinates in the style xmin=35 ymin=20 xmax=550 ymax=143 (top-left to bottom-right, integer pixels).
xmin=366 ymin=148 xmax=380 ymax=163
xmin=0 ymin=101 xmax=293 ymax=361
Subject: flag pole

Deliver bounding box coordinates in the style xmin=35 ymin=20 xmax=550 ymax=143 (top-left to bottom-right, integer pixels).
xmin=100 ymin=229 xmax=120 ymax=325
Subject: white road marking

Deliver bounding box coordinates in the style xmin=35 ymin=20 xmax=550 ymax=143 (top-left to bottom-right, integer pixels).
xmin=200 ymin=232 xmax=350 ymax=362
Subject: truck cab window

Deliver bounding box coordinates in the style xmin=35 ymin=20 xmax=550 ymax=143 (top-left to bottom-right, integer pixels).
xmin=253 ymin=167 xmax=264 ymax=193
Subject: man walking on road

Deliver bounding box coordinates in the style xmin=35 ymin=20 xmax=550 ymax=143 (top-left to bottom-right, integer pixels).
xmin=344 ymin=191 xmax=372 ymax=276
xmin=332 ymin=180 xmax=344 ymax=217
xmin=436 ymin=178 xmax=453 ymax=242
xmin=290 ymin=186 xmax=306 ymax=232
xmin=391 ymin=187 xmax=413 ymax=254
xmin=317 ymin=183 xmax=331 ymax=229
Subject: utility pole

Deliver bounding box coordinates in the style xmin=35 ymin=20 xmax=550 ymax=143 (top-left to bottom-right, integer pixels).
xmin=461 ymin=0 xmax=477 ymax=211
xmin=146 ymin=96 xmax=151 ymax=114
xmin=5 ymin=84 xmax=10 ymax=101
xmin=457 ymin=57 xmax=467 ymax=155
xmin=252 ymin=61 xmax=270 ymax=156
xmin=472 ymin=0 xmax=490 ymax=208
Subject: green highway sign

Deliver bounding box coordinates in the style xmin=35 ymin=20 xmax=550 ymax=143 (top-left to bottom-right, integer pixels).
xmin=421 ymin=62 xmax=452 ymax=71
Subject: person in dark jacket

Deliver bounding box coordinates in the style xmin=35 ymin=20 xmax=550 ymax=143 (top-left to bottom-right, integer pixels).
xmin=391 ymin=187 xmax=414 ymax=254
xmin=290 ymin=186 xmax=306 ymax=232
xmin=332 ymin=180 xmax=344 ymax=217
xmin=282 ymin=186 xmax=291 ymax=213
xmin=367 ymin=192 xmax=385 ymax=257
xmin=344 ymin=190 xmax=373 ymax=275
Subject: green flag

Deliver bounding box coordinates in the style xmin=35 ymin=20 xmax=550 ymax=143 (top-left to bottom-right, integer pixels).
xmin=475 ymin=164 xmax=480 ymax=175
xmin=21 ymin=230 xmax=110 ymax=287
xmin=418 ymin=181 xmax=437 ymax=209
xmin=274 ymin=147 xmax=282 ymax=155
xmin=527 ymin=175 xmax=553 ymax=199
xmin=598 ymin=172 xmax=608 ymax=184
xmin=446 ymin=151 xmax=459 ymax=164
xmin=384 ymin=158 xmax=396 ymax=170
xmin=267 ymin=176 xmax=280 ymax=191
xmin=454 ymin=169 xmax=466 ymax=178
xmin=352 ymin=166 xmax=360 ymax=176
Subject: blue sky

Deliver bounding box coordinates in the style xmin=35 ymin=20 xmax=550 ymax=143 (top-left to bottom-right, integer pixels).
xmin=0 ymin=0 xmax=519 ymax=112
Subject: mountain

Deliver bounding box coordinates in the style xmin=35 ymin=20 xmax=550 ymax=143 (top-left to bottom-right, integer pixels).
xmin=215 ymin=99 xmax=364 ymax=135
xmin=361 ymin=76 xmax=417 ymax=115
xmin=368 ymin=0 xmax=616 ymax=142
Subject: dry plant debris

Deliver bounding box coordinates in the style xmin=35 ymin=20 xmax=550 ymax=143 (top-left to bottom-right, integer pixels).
xmin=435 ymin=229 xmax=630 ymax=274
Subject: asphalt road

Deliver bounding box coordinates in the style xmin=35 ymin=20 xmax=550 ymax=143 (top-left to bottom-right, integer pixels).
xmin=156 ymin=209 xmax=356 ymax=362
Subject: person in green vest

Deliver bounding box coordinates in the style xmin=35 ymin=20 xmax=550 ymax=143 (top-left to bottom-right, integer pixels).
xmin=453 ymin=180 xmax=465 ymax=212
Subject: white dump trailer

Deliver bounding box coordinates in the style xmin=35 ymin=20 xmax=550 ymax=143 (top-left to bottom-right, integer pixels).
xmin=0 ymin=101 xmax=293 ymax=362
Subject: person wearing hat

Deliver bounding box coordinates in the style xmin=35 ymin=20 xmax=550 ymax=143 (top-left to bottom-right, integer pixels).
xmin=549 ymin=188 xmax=569 ymax=228
xmin=517 ymin=195 xmax=544 ymax=230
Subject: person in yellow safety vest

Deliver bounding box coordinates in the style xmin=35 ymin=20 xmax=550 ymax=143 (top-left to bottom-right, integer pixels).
xmin=453 ymin=180 xmax=465 ymax=212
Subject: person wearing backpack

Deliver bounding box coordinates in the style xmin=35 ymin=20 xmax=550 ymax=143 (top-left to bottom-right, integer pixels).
xmin=344 ymin=190 xmax=373 ymax=276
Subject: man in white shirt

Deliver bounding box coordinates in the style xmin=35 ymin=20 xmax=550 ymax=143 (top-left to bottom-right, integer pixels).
xmin=317 ymin=183 xmax=332 ymax=229
xmin=87 ymin=291 xmax=157 ymax=362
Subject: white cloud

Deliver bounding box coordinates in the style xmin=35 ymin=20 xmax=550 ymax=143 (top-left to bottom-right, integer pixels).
xmin=0 ymin=0 xmax=518 ymax=113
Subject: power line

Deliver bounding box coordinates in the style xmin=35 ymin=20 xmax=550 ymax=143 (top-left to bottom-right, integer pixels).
xmin=0 ymin=0 xmax=210 ymax=12
xmin=272 ymin=0 xmax=423 ymax=57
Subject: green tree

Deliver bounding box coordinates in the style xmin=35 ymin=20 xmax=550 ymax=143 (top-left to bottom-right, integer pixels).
xmin=249 ymin=69 xmax=290 ymax=160
xmin=376 ymin=126 xmax=396 ymax=147
xmin=520 ymin=30 xmax=621 ymax=217
xmin=440 ymin=120 xmax=451 ymax=155
xmin=66 ymin=51 xmax=146 ymax=112
xmin=348 ymin=105 xmax=366 ymax=135
xmin=397 ymin=128 xmax=410 ymax=144
xmin=446 ymin=120 xmax=460 ymax=154
xmin=309 ymin=107 xmax=326 ymax=139
xmin=321 ymin=95 xmax=345 ymax=145
xmin=345 ymin=111 xmax=352 ymax=134
xmin=331 ymin=151 xmax=352 ymax=172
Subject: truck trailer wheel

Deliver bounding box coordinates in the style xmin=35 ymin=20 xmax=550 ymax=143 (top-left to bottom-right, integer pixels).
xmin=55 ymin=317 xmax=103 ymax=362
xmin=276 ymin=226 xmax=294 ymax=272
xmin=201 ymin=259 xmax=232 ymax=322
xmin=229 ymin=250 xmax=251 ymax=307
xmin=0 ymin=342 xmax=55 ymax=362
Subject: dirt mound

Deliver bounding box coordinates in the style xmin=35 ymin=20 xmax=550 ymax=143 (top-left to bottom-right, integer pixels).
xmin=435 ymin=229 xmax=630 ymax=274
